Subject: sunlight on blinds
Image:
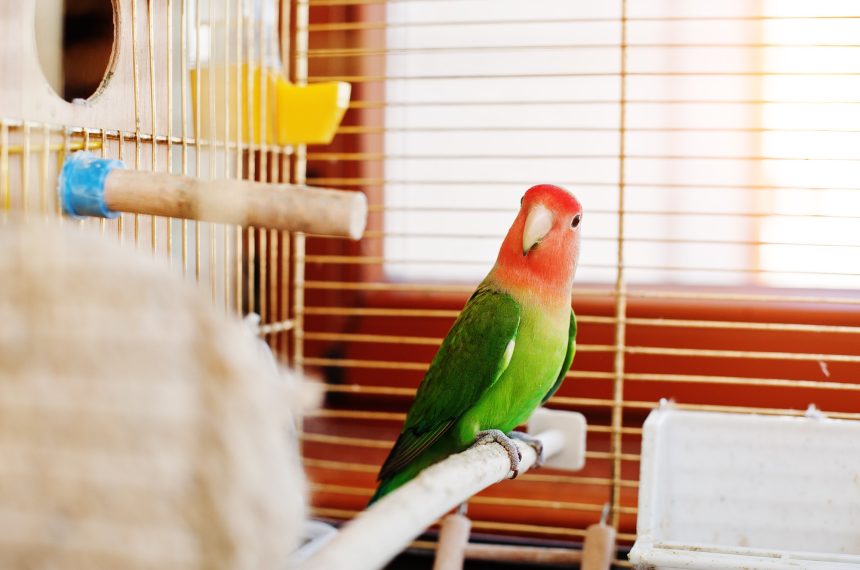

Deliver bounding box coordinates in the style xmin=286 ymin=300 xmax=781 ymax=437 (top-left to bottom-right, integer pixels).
xmin=382 ymin=0 xmax=860 ymax=289
xmin=383 ymin=0 xmax=622 ymax=283
xmin=759 ymin=0 xmax=860 ymax=288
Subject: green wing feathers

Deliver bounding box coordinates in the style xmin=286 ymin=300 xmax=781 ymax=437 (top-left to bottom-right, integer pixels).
xmin=376 ymin=288 xmax=522 ymax=482
xmin=540 ymin=309 xmax=577 ymax=405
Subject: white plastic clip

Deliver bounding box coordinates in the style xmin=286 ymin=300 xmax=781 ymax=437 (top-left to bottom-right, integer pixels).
xmin=527 ymin=407 xmax=587 ymax=471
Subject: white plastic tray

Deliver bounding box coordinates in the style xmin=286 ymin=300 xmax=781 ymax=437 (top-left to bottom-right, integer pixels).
xmin=630 ymin=405 xmax=860 ymax=569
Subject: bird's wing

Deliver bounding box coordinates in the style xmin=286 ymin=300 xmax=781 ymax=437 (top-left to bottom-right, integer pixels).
xmin=377 ymin=287 xmax=521 ymax=480
xmin=540 ymin=309 xmax=577 ymax=405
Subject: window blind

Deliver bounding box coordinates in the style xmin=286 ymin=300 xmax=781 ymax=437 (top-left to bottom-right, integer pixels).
xmin=301 ymin=0 xmax=860 ymax=557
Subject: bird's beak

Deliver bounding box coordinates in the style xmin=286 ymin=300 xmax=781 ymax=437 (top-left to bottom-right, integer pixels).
xmin=522 ymin=204 xmax=553 ymax=256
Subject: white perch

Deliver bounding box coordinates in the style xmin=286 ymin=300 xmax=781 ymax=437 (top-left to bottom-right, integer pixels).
xmin=300 ymin=428 xmax=565 ymax=570
xmin=433 ymin=512 xmax=471 ymax=570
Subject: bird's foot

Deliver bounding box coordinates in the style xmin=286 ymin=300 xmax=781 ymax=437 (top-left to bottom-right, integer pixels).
xmin=472 ymin=429 xmax=521 ymax=478
xmin=507 ymin=431 xmax=545 ymax=468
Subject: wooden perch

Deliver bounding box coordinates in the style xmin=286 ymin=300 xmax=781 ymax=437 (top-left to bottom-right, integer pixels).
xmin=433 ymin=513 xmax=471 ymax=570
xmin=103 ymin=169 xmax=367 ymax=238
xmin=461 ymin=542 xmax=584 ymax=564
xmin=59 ymin=152 xmax=367 ymax=239
xmin=429 ymin=510 xmax=615 ymax=570
xmin=300 ymin=429 xmax=565 ymax=570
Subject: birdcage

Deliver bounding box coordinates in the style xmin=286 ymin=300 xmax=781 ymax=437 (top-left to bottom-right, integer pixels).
xmin=3 ymin=0 xmax=860 ymax=568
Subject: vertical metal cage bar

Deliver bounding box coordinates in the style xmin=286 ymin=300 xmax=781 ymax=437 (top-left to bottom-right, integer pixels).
xmin=257 ymin=0 xmax=270 ymax=326
xmin=235 ymin=0 xmax=245 ymax=314
xmin=207 ymin=0 xmax=218 ymax=301
xmin=193 ymin=0 xmax=202 ymax=280
xmin=291 ymin=0 xmax=309 ymax=373
xmin=80 ymin=129 xmax=90 ymax=230
xmin=166 ymin=0 xmax=175 ymax=264
xmin=1 ymin=121 xmax=9 ymax=212
xmin=131 ymin=0 xmax=141 ymax=248
xmin=20 ymin=122 xmax=30 ymax=217
xmin=180 ymin=0 xmax=189 ymax=275
xmin=59 ymin=129 xmax=70 ymax=221
xmin=609 ymin=0 xmax=628 ymax=530
xmin=117 ymin=130 xmax=125 ymax=242
xmin=147 ymin=0 xmax=158 ymax=255
xmin=245 ymin=0 xmax=257 ymax=318
xmin=278 ymin=0 xmax=293 ymax=358
xmin=99 ymin=128 xmax=107 ymax=235
xmin=222 ymin=0 xmax=232 ymax=311
xmin=39 ymin=124 xmax=50 ymax=216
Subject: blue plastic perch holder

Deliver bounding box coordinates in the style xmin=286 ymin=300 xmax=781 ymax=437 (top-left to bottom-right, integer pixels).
xmin=58 ymin=152 xmax=125 ymax=219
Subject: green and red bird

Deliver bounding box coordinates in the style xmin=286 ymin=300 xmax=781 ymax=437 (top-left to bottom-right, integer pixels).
xmin=369 ymin=184 xmax=582 ymax=504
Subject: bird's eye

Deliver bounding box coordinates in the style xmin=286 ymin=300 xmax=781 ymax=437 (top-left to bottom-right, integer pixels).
xmin=571 ymin=214 xmax=582 ymax=228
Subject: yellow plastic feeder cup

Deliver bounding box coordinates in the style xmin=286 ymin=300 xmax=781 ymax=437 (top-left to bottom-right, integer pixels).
xmin=276 ymin=81 xmax=352 ymax=146
xmin=191 ymin=64 xmax=281 ymax=146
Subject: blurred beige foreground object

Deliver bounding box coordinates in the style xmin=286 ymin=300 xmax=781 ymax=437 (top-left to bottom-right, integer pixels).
xmin=0 ymin=218 xmax=308 ymax=569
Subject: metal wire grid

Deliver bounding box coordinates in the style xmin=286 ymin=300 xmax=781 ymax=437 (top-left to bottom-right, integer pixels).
xmin=0 ymin=0 xmax=295 ymax=353
xmin=298 ymin=0 xmax=860 ymax=564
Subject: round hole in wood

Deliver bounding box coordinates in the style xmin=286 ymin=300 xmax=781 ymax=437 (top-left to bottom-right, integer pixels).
xmin=35 ymin=0 xmax=116 ymax=102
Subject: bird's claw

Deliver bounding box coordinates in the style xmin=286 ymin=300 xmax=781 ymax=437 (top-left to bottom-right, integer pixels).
xmin=472 ymin=429 xmax=521 ymax=478
xmin=507 ymin=431 xmax=545 ymax=468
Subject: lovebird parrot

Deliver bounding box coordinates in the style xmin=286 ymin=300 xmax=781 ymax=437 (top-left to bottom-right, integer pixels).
xmin=369 ymin=184 xmax=582 ymax=504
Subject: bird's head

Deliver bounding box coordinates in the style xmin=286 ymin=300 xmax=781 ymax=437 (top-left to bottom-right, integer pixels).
xmin=492 ymin=184 xmax=582 ymax=302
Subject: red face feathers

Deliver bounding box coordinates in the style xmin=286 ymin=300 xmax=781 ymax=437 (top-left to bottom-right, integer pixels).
xmin=490 ymin=184 xmax=582 ymax=305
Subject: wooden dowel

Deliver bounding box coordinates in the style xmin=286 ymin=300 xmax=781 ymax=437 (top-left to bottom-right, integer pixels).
xmin=413 ymin=539 xmax=586 ymax=564
xmin=433 ymin=513 xmax=471 ymax=570
xmin=413 ymin=540 xmax=585 ymax=564
xmin=582 ymin=521 xmax=617 ymax=570
xmin=300 ymin=429 xmax=565 ymax=570
xmin=461 ymin=543 xmax=582 ymax=564
xmin=103 ymin=169 xmax=367 ymax=238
